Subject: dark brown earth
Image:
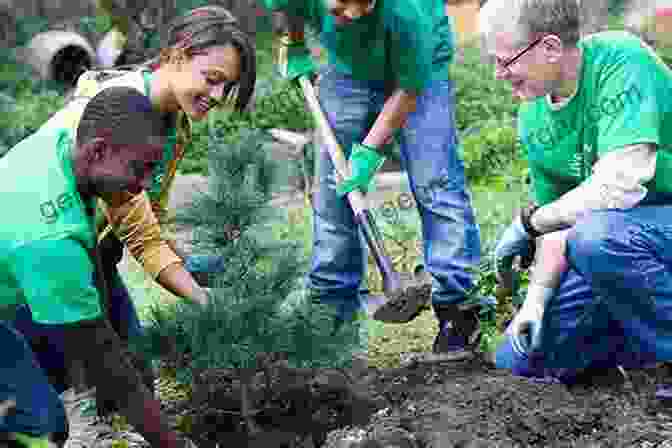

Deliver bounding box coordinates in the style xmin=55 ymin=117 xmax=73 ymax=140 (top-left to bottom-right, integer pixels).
xmin=158 ymin=172 xmax=672 ymax=448
xmin=159 ymin=339 xmax=672 ymax=448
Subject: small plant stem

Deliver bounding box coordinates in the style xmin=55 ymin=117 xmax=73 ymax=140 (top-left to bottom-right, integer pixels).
xmin=239 ymin=367 xmax=262 ymax=435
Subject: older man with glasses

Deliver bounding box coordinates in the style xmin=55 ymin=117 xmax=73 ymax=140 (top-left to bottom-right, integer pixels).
xmin=481 ymin=0 xmax=672 ymax=390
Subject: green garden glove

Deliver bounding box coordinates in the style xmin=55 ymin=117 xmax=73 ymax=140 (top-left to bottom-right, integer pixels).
xmin=336 ymin=143 xmax=386 ymax=197
xmin=276 ymin=35 xmax=317 ymax=81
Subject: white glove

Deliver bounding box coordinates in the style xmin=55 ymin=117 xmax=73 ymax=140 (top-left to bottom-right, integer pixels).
xmin=507 ymin=284 xmax=553 ymax=355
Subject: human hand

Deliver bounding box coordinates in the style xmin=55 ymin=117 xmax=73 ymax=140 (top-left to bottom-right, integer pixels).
xmin=493 ymin=216 xmax=534 ymax=290
xmin=508 ymin=294 xmax=546 ymax=355
xmin=336 ymin=143 xmax=386 ymax=197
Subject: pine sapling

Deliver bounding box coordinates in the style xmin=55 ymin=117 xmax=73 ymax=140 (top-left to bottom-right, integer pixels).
xmin=138 ymin=129 xmax=359 ymax=435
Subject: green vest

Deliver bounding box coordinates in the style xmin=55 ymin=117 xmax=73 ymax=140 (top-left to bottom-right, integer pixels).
xmin=0 ymin=129 xmax=96 ymax=314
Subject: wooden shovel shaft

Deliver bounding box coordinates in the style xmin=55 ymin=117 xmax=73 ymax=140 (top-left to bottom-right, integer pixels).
xmin=297 ymin=76 xmax=367 ymax=214
xmin=297 ymin=75 xmax=402 ymax=298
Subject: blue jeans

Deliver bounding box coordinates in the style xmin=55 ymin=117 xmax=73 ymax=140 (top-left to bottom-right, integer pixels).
xmin=495 ymin=205 xmax=672 ymax=382
xmin=0 ymin=321 xmax=67 ymax=437
xmin=7 ymin=252 xmax=223 ymax=395
xmin=9 ymin=269 xmax=144 ymax=396
xmin=309 ymin=67 xmax=481 ymax=321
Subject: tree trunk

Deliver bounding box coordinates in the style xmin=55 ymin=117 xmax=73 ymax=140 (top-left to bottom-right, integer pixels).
xmin=238 ymin=367 xmax=262 ymax=435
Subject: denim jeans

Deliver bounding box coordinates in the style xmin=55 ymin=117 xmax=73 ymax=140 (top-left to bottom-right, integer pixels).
xmin=0 ymin=321 xmax=67 ymax=437
xmin=309 ymin=66 xmax=481 ymax=321
xmin=495 ymin=205 xmax=672 ymax=381
xmin=3 ymin=230 xmax=225 ymax=437
xmin=7 ymin=251 xmax=224 ymax=396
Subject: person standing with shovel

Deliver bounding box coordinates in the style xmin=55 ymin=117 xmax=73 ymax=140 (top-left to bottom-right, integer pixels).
xmin=258 ymin=0 xmax=484 ymax=361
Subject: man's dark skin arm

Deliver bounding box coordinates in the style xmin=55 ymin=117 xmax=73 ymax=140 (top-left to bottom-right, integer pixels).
xmin=61 ymin=317 xmax=183 ymax=447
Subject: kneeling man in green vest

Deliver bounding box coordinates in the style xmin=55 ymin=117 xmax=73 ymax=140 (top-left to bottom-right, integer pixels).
xmin=0 ymin=86 xmax=200 ymax=448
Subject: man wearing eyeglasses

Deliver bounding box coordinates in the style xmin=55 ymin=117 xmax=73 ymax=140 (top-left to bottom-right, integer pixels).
xmin=483 ymin=0 xmax=672 ymax=386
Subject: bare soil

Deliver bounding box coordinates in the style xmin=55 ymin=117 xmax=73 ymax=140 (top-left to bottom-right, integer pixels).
xmin=160 ymin=342 xmax=672 ymax=448
xmin=159 ymin=173 xmax=672 ymax=448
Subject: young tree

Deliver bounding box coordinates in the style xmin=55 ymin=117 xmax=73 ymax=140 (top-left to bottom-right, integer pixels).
xmin=137 ymin=129 xmax=359 ymax=435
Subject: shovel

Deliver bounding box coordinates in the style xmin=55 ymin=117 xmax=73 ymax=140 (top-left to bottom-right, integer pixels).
xmin=295 ymin=74 xmax=430 ymax=323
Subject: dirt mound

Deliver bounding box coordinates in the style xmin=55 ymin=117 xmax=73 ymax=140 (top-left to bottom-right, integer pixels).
xmin=161 ymin=358 xmax=672 ymax=448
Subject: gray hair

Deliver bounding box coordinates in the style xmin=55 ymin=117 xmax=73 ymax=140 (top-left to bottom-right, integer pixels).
xmin=480 ymin=0 xmax=581 ymax=48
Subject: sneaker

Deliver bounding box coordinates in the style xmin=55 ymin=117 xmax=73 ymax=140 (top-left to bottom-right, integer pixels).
xmin=432 ymin=306 xmax=481 ymax=361
xmin=60 ymin=388 xmax=150 ymax=448
xmin=60 ymin=388 xmax=109 ymax=448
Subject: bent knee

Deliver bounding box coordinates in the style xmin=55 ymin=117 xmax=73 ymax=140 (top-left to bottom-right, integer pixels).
xmin=566 ymin=211 xmax=632 ymax=263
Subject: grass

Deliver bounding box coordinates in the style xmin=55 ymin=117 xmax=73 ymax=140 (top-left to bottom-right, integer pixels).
xmin=367 ymin=310 xmax=438 ymax=368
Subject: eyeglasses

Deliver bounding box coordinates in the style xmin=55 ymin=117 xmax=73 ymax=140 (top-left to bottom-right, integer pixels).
xmin=495 ymin=35 xmax=546 ymax=74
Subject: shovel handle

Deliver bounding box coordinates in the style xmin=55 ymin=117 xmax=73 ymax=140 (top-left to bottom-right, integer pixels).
xmin=297 ymin=75 xmax=401 ymax=298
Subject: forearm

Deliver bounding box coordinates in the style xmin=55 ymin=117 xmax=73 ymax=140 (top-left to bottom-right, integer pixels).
xmin=530 ymin=183 xmax=610 ymax=234
xmin=61 ymin=318 xmax=181 ymax=448
xmin=157 ymin=262 xmax=209 ymax=306
xmin=363 ymin=88 xmax=416 ymax=149
xmin=102 ymin=192 xmax=182 ymax=278
xmin=530 ymin=230 xmax=570 ymax=289
xmin=102 ymin=192 xmax=207 ymax=304
xmin=530 ymin=144 xmax=656 ymax=233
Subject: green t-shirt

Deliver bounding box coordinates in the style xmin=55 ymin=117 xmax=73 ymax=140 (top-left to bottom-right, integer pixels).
xmin=0 ymin=129 xmax=101 ymax=324
xmin=260 ymin=0 xmax=453 ymax=90
xmin=519 ymin=31 xmax=672 ymax=206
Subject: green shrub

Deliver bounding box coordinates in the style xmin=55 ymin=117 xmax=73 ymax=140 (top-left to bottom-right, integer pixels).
xmin=0 ymin=45 xmax=66 ymax=154
xmin=460 ymin=121 xmax=528 ymax=187
xmin=452 ymin=41 xmax=518 ymax=133
xmin=0 ymin=47 xmax=67 ymax=96
xmin=0 ymin=86 xmax=65 ymax=152
xmin=181 ymin=78 xmax=314 ymax=175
